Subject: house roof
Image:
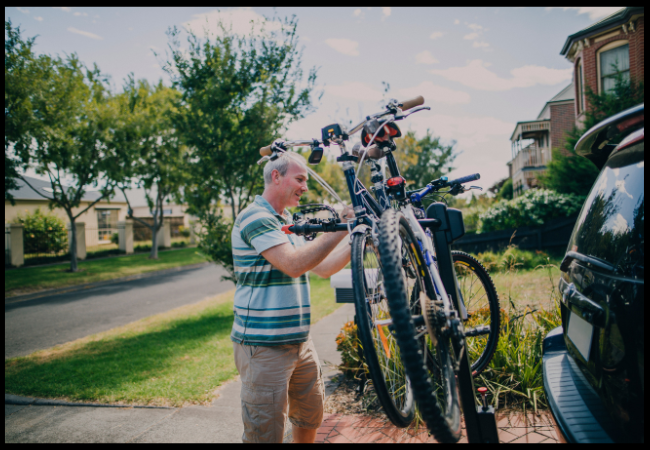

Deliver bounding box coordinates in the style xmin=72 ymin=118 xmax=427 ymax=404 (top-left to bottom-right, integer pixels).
xmin=6 ymin=175 xmax=126 ymax=204
xmin=537 ymin=83 xmax=574 ymax=120
xmin=560 ymin=7 xmax=644 ymax=56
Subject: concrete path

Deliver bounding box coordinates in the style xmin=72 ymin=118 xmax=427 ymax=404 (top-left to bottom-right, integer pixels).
xmin=5 ymin=304 xmax=356 ymax=443
xmin=5 ymin=264 xmax=234 ymax=359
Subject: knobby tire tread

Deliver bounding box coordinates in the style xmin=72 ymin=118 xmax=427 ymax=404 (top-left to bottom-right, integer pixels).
xmin=377 ymin=209 xmax=461 ymax=443
xmin=351 ymin=232 xmax=414 ymax=427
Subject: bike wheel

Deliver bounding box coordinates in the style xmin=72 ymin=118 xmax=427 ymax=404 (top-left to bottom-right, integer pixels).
xmin=377 ymin=209 xmax=462 ymax=443
xmin=452 ymin=251 xmax=500 ymax=376
xmin=351 ymin=231 xmax=415 ymax=427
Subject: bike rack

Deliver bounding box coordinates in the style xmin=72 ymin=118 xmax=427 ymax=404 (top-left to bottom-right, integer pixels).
xmin=426 ymin=202 xmax=500 ymax=443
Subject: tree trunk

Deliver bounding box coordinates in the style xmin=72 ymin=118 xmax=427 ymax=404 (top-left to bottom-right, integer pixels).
xmin=229 ymin=190 xmax=237 ymax=221
xmin=68 ymin=212 xmax=79 ymax=272
xmin=150 ymin=220 xmax=159 ymax=259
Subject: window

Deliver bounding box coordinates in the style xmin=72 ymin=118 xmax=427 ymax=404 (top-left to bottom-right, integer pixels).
xmin=97 ymin=210 xmax=118 ymax=242
xmin=599 ymin=43 xmax=630 ymax=94
xmin=576 ymin=59 xmax=585 ymax=113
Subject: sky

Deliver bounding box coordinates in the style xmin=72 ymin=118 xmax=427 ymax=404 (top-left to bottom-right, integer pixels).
xmin=6 ymin=6 xmax=622 ymax=202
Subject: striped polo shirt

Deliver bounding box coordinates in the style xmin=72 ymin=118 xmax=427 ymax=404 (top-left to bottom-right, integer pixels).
xmin=230 ymin=195 xmax=310 ymax=346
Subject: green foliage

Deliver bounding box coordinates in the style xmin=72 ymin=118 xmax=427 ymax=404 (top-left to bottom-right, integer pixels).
xmin=457 ymin=193 xmax=497 ymax=234
xmin=196 ymin=213 xmax=236 ymax=284
xmin=12 ymin=208 xmax=68 ymax=255
xmin=396 ymin=130 xmax=456 ymax=190
xmin=110 ymin=232 xmax=119 ymax=245
xmin=540 ymin=73 xmax=644 ymax=196
xmin=116 ymin=79 xmax=188 ymax=259
xmin=479 ymin=189 xmax=584 ymax=233
xmin=476 ymin=246 xmax=558 ymax=273
xmin=495 ymin=178 xmax=513 ymax=200
xmin=335 ymin=320 xmax=366 ymax=379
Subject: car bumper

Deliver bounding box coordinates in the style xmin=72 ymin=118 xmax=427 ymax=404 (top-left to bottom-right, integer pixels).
xmin=542 ymin=326 xmax=621 ymax=443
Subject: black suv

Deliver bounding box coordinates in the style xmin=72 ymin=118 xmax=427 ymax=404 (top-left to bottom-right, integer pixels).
xmin=542 ymin=104 xmax=644 ymax=443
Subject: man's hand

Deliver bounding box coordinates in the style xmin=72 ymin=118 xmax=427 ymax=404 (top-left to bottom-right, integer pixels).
xmin=340 ymin=205 xmax=355 ymax=221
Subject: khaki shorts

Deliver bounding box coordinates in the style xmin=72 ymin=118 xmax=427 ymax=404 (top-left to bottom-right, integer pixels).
xmin=233 ymin=337 xmax=325 ymax=443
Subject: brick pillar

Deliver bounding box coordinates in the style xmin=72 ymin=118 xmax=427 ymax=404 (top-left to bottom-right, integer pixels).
xmin=7 ymin=223 xmax=25 ymax=267
xmin=118 ymin=220 xmax=134 ymax=254
xmin=156 ymin=219 xmax=171 ymax=249
xmin=68 ymin=222 xmax=87 ymax=260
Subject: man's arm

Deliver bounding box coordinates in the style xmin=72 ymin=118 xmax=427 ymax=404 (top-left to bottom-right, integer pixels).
xmin=310 ymin=240 xmax=350 ymax=279
xmin=261 ymin=230 xmax=348 ymax=279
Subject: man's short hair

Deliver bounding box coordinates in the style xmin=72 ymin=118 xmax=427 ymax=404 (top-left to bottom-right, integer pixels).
xmin=263 ymin=152 xmax=307 ymax=186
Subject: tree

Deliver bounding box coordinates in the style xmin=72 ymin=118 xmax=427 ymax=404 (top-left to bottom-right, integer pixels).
xmin=490 ymin=177 xmax=513 ymax=201
xmin=165 ymin=16 xmax=318 ymax=280
xmin=540 ymin=73 xmax=644 ymax=196
xmin=5 ymin=20 xmax=41 ymax=205
xmin=395 ymin=130 xmax=456 ymax=190
xmin=116 ymin=78 xmax=187 ymax=259
xmin=5 ymin=23 xmax=124 ymax=271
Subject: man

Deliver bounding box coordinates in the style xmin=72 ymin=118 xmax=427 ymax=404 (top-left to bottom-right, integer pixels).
xmin=231 ymin=152 xmax=352 ymax=443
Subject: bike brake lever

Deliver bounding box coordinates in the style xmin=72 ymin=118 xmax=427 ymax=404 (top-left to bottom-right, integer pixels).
xmin=257 ymin=156 xmax=270 ymax=165
xmin=396 ymin=106 xmax=431 ymax=120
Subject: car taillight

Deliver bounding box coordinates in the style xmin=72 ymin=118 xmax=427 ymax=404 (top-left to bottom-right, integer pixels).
xmin=386 ymin=176 xmax=405 ymax=187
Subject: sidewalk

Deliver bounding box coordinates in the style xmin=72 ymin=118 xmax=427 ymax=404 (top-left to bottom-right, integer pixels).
xmin=5 ymin=304 xmax=355 ymax=443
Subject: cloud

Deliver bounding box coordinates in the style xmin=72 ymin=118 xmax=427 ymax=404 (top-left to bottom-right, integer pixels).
xmin=430 ymin=60 xmax=571 ymax=91
xmin=429 ymin=31 xmax=444 ymax=39
xmin=464 ymin=32 xmax=479 ymax=40
xmin=546 ymin=7 xmax=623 ymax=20
xmin=325 ymin=38 xmax=359 ymax=56
xmin=67 ymin=27 xmax=103 ymax=40
xmin=53 ymin=7 xmax=71 ymax=12
xmin=353 ymin=8 xmax=361 ymax=17
xmin=184 ymin=8 xmax=282 ymax=37
xmin=454 ymin=19 xmax=460 ymax=25
xmin=610 ymin=213 xmax=628 ymax=234
xmin=34 ymin=16 xmax=43 ymax=22
xmin=325 ymin=82 xmax=382 ymax=101
xmin=382 ymin=7 xmax=392 ymax=17
xmin=73 ymin=12 xmax=88 ymax=17
xmin=16 ymin=7 xmax=29 ymax=13
xmin=415 ymin=50 xmax=439 ymax=65
xmin=473 ymin=41 xmax=489 ymax=48
xmin=466 ymin=23 xmax=484 ymax=31
xmin=398 ymin=81 xmax=470 ymax=105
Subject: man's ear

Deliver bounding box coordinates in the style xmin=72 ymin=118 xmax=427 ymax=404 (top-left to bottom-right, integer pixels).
xmin=272 ymin=169 xmax=281 ymax=185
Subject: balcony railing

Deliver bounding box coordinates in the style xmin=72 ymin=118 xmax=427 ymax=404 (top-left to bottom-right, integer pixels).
xmin=511 ymin=144 xmax=548 ymax=174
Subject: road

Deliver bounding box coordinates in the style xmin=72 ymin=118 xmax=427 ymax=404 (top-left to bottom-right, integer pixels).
xmin=5 ymin=264 xmax=235 ymax=359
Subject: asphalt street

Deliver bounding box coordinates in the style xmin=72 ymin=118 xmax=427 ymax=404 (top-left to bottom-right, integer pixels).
xmin=5 ymin=264 xmax=235 ymax=359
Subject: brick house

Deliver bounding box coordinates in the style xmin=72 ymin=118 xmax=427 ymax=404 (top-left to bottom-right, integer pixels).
xmin=508 ymin=7 xmax=644 ymax=197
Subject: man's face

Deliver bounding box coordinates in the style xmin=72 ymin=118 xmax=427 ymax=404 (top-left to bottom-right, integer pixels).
xmin=276 ymin=161 xmax=308 ymax=208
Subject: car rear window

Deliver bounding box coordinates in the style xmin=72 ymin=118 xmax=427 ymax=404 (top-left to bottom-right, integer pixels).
xmin=568 ymin=142 xmax=644 ymax=275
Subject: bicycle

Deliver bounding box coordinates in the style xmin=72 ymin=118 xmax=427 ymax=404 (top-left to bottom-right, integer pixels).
xmin=257 ymin=96 xmax=429 ymax=428
xmin=258 ymin=96 xmax=499 ymax=442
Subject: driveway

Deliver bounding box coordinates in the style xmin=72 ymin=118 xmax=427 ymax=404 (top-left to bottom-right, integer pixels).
xmin=5 ymin=264 xmax=235 ymax=359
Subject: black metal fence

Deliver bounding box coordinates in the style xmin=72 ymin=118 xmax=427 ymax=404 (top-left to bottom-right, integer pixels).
xmin=133 ymin=217 xmax=186 ymax=242
xmin=452 ymin=215 xmax=579 ymax=255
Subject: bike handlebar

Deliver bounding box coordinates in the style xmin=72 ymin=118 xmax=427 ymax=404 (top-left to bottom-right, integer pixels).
xmin=282 ymin=222 xmax=348 ymax=236
xmin=260 ymin=145 xmax=273 ymax=157
xmin=400 ymin=96 xmax=425 ymax=111
xmin=447 ymin=173 xmax=480 ymax=185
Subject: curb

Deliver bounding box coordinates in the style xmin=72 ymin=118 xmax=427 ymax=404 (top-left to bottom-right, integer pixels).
xmin=5 ymin=394 xmax=173 ymax=410
xmin=5 ymin=262 xmax=212 ymax=305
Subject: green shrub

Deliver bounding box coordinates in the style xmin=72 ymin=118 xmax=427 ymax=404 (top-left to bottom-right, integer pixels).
xmin=336 ymin=320 xmax=366 ymax=380
xmin=13 ymin=208 xmax=68 ymax=255
xmin=479 ymin=189 xmax=584 ymax=233
xmin=171 ymin=240 xmax=187 ymax=248
xmin=110 ymin=232 xmax=119 ymax=245
xmin=178 ymin=226 xmax=191 ymax=238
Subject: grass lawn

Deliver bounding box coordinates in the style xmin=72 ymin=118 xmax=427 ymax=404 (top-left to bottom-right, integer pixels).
xmin=4 ymin=273 xmax=342 ymax=406
xmin=490 ymin=264 xmax=561 ymax=309
xmin=5 ymin=247 xmax=208 ymax=298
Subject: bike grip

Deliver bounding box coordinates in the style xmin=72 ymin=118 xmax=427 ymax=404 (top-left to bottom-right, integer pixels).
xmin=449 ymin=173 xmax=480 ymax=185
xmin=281 ymin=224 xmax=294 ymax=235
xmin=400 ymin=96 xmax=425 ymax=111
xmin=260 ymin=145 xmax=273 ymax=157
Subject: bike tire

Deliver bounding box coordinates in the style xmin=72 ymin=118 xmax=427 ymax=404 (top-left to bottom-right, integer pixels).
xmin=452 ymin=251 xmax=500 ymax=376
xmin=351 ymin=230 xmax=415 ymax=427
xmin=377 ymin=209 xmax=462 ymax=443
